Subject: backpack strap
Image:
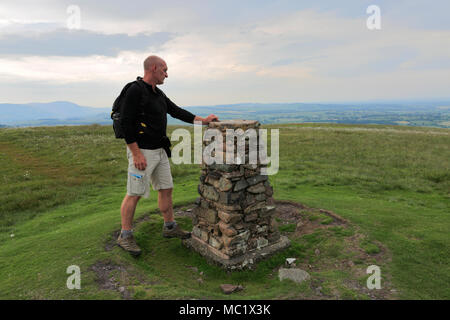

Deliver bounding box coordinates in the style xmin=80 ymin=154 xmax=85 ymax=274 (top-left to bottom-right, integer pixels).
xmin=134 ymin=77 xmax=150 ymax=117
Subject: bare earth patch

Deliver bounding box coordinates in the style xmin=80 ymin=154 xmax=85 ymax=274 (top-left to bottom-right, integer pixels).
xmin=272 ymin=200 xmax=394 ymax=300
xmin=89 ymin=260 xmax=132 ymax=299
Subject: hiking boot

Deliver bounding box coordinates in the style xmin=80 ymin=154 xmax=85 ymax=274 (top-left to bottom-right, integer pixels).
xmin=117 ymin=234 xmax=142 ymax=256
xmin=162 ymin=224 xmax=191 ymax=239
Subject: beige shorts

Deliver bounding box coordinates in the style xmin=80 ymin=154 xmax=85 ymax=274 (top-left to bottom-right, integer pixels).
xmin=126 ymin=147 xmax=173 ymax=198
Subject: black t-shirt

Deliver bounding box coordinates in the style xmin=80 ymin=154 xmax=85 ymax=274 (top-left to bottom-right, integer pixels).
xmin=121 ymin=80 xmax=196 ymax=149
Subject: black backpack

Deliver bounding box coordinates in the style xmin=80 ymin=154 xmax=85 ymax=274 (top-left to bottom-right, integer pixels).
xmin=111 ymin=76 xmax=148 ymax=139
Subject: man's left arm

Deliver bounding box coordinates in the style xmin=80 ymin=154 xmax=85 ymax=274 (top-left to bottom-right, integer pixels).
xmin=165 ymin=96 xmax=219 ymax=125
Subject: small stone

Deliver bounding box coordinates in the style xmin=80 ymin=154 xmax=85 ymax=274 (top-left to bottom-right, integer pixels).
xmin=119 ymin=286 xmax=125 ymax=293
xmin=286 ymin=258 xmax=297 ymax=265
xmin=185 ymin=265 xmax=199 ymax=273
xmin=315 ymin=249 xmax=320 ymax=256
xmin=315 ymin=286 xmax=323 ymax=295
xmin=278 ymin=268 xmax=310 ymax=284
xmin=220 ymin=284 xmax=244 ymax=294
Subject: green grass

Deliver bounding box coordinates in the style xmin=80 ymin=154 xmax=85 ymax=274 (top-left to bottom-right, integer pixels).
xmin=0 ymin=123 xmax=449 ymax=299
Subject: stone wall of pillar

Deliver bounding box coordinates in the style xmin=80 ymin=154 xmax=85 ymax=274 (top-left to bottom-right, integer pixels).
xmin=186 ymin=120 xmax=286 ymax=266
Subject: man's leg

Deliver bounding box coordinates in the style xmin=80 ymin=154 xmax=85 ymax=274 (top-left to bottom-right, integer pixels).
xmin=121 ymin=194 xmax=141 ymax=230
xmin=159 ymin=188 xmax=191 ymax=239
xmin=158 ymin=188 xmax=174 ymax=223
xmin=117 ymin=194 xmax=142 ymax=256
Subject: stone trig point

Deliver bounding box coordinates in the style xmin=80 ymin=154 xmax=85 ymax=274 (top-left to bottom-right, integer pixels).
xmin=182 ymin=120 xmax=290 ymax=270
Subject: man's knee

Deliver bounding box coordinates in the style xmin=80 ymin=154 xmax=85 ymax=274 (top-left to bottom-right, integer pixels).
xmin=125 ymin=194 xmax=141 ymax=203
xmin=158 ymin=188 xmax=173 ymax=197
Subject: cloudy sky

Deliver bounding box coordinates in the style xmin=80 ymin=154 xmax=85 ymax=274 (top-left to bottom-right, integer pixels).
xmin=1 ymin=0 xmax=449 ymax=107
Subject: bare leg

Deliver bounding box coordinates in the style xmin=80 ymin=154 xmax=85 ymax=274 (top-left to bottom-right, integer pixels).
xmin=120 ymin=194 xmax=141 ymax=230
xmin=158 ymin=188 xmax=174 ymax=223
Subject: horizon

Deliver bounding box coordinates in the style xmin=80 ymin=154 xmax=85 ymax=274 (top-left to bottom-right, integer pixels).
xmin=3 ymin=98 xmax=450 ymax=110
xmin=1 ymin=1 xmax=450 ymax=107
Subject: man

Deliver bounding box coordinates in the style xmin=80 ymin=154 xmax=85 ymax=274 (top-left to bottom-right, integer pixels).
xmin=117 ymin=55 xmax=219 ymax=256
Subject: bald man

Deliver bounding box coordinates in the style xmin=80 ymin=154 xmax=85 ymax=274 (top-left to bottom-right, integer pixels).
xmin=117 ymin=55 xmax=219 ymax=256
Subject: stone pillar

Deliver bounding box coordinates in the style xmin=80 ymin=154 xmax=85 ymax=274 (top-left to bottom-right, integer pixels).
xmin=182 ymin=120 xmax=290 ymax=270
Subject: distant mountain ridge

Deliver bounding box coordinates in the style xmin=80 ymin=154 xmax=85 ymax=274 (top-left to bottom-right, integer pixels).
xmin=0 ymin=100 xmax=449 ymax=128
xmin=0 ymin=101 xmax=111 ymax=126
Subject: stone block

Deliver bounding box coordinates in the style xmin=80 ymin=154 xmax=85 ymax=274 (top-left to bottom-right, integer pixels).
xmin=202 ymin=185 xmax=219 ymax=201
xmin=247 ymin=182 xmax=266 ymax=194
xmin=200 ymin=229 xmax=209 ymax=242
xmin=234 ymin=178 xmax=249 ymax=192
xmin=259 ymin=205 xmax=276 ymax=218
xmin=195 ymin=207 xmax=218 ymax=224
xmin=256 ymin=237 xmax=269 ymax=250
xmin=246 ymin=174 xmax=268 ymax=186
xmin=209 ymin=236 xmax=223 ymax=250
xmin=192 ymin=226 xmax=202 ymax=238
xmin=217 ymin=177 xmax=233 ymax=192
xmin=244 ymin=201 xmax=267 ymax=214
xmin=218 ymin=211 xmax=242 ymax=224
xmin=244 ymin=212 xmax=258 ymax=222
xmin=265 ymin=185 xmax=274 ymax=197
xmin=218 ymin=221 xmax=237 ymax=237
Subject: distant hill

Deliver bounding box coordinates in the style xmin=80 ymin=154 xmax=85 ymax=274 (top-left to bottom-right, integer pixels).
xmin=0 ymin=101 xmax=111 ymax=126
xmin=0 ymin=100 xmax=449 ymax=128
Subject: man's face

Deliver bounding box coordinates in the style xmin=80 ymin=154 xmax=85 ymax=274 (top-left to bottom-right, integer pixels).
xmin=155 ymin=61 xmax=168 ymax=85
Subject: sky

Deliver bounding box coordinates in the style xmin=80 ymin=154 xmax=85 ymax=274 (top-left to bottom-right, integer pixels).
xmin=1 ymin=0 xmax=449 ymax=108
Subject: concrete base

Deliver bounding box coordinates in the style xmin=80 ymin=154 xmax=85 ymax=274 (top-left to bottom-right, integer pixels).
xmin=182 ymin=235 xmax=291 ymax=271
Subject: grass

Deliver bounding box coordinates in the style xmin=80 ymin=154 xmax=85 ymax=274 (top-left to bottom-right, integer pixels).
xmin=0 ymin=123 xmax=449 ymax=299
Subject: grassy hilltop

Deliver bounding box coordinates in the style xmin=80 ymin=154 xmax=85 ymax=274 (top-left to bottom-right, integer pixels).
xmin=0 ymin=123 xmax=449 ymax=299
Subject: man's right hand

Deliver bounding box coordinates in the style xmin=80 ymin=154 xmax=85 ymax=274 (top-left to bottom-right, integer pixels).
xmin=127 ymin=142 xmax=147 ymax=170
xmin=133 ymin=152 xmax=147 ymax=171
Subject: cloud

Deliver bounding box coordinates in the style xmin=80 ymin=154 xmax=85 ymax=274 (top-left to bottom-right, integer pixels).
xmin=0 ymin=51 xmax=148 ymax=83
xmin=0 ymin=1 xmax=449 ymax=106
xmin=0 ymin=29 xmax=173 ymax=56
